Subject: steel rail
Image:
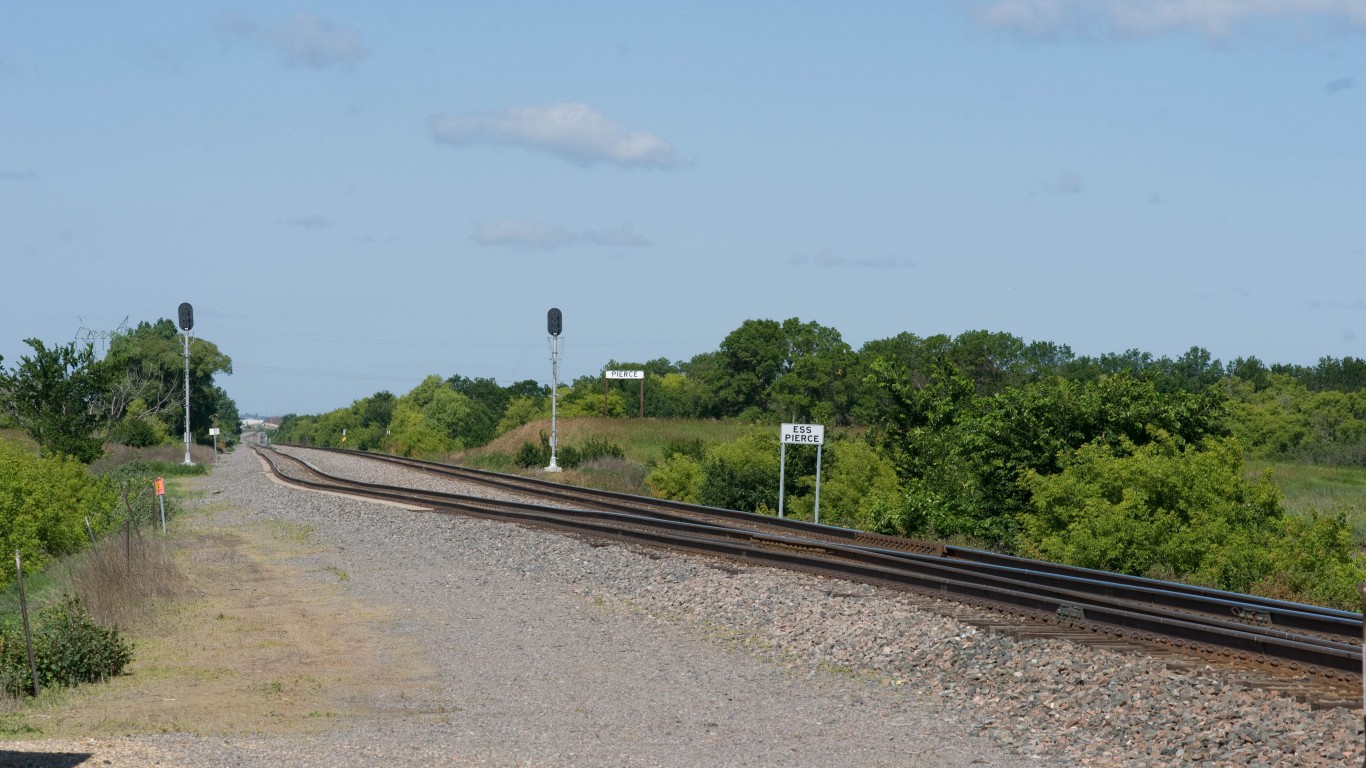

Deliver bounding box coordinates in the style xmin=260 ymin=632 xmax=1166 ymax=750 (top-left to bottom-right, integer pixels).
xmin=284 ymin=445 xmax=946 ymax=554
xmin=257 ymin=445 xmax=1363 ymax=680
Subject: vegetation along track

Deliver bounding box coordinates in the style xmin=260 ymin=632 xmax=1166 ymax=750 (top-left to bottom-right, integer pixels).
xmin=258 ymin=444 xmax=1365 ymax=708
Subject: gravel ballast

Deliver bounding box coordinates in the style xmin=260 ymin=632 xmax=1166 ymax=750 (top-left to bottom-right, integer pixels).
xmin=7 ymin=446 xmax=1364 ymax=767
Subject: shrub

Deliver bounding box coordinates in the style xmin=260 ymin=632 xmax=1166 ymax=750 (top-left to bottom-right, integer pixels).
xmin=515 ymin=436 xmax=549 ymax=468
xmin=0 ymin=595 xmax=133 ymax=697
xmin=646 ymin=453 xmax=704 ymax=503
xmin=658 ymin=438 xmax=707 ymax=463
xmin=0 ymin=438 xmax=119 ymax=590
xmin=698 ymin=431 xmax=782 ymax=513
xmin=577 ymin=437 xmax=624 ymax=463
xmin=512 ymin=434 xmax=616 ymax=471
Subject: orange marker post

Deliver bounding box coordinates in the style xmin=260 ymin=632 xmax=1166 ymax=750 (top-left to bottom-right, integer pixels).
xmin=154 ymin=477 xmax=167 ymax=533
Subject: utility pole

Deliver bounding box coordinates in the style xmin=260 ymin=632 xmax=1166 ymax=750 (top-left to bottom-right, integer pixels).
xmin=74 ymin=315 xmax=129 ymax=356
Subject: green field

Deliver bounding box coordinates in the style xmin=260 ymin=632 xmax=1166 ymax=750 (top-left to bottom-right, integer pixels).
xmin=1250 ymin=460 xmax=1366 ymax=541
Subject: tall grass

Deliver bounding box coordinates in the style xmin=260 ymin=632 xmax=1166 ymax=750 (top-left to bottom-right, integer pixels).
xmin=60 ymin=530 xmax=186 ymax=630
xmin=458 ymin=417 xmax=755 ymax=467
xmin=1249 ymin=460 xmax=1366 ymax=542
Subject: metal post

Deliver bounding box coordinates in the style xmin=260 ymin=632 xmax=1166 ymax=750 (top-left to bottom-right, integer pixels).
xmin=546 ymin=333 xmax=561 ymax=472
xmin=183 ymin=330 xmax=192 ymax=465
xmin=814 ymin=443 xmax=823 ymax=525
xmin=639 ymin=377 xmax=644 ymax=418
xmin=16 ymin=550 xmax=40 ymax=697
xmin=1359 ymin=581 xmax=1366 ymax=766
xmin=777 ymin=441 xmax=786 ymax=518
xmin=603 ymin=372 xmax=608 ymax=418
xmin=159 ymin=495 xmax=167 ymax=534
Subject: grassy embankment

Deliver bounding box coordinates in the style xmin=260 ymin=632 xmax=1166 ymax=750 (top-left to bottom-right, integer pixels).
xmin=452 ymin=417 xmax=758 ymax=493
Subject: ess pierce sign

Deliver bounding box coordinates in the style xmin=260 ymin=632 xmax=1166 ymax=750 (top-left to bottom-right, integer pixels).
xmin=780 ymin=423 xmax=825 ymax=445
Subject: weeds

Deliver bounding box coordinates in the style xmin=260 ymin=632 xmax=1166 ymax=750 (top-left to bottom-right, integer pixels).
xmin=0 ymin=596 xmax=133 ymax=697
xmin=60 ymin=530 xmax=186 ymax=631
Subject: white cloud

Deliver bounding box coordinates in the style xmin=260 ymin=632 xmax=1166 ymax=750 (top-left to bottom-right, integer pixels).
xmin=788 ymin=249 xmax=915 ymax=269
xmin=278 ymin=215 xmax=333 ymax=229
xmin=221 ymin=12 xmax=369 ymax=69
xmin=1307 ymin=299 xmax=1366 ymax=311
xmin=1045 ymin=169 xmax=1085 ymax=193
xmin=473 ymin=218 xmax=651 ymax=250
xmin=1326 ymin=75 xmax=1358 ymax=93
xmin=430 ymin=103 xmax=679 ymax=169
xmin=975 ymin=0 xmax=1366 ymax=37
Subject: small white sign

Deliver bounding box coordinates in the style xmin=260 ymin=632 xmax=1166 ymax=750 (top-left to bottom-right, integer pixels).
xmin=605 ymin=370 xmax=645 ymax=380
xmin=781 ymin=423 xmax=824 ymax=445
xmin=208 ymin=428 xmax=220 ymax=436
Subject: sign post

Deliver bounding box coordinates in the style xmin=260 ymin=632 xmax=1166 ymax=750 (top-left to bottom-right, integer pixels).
xmin=778 ymin=423 xmax=825 ymax=521
xmin=605 ymin=370 xmax=645 ymax=417
xmin=154 ymin=477 xmax=167 ymax=533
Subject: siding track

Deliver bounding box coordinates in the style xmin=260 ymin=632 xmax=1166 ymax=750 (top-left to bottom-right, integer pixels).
xmin=259 ymin=444 xmax=1365 ymax=708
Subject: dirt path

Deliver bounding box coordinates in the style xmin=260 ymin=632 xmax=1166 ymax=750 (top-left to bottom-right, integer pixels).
xmin=4 ymin=485 xmax=439 ymax=745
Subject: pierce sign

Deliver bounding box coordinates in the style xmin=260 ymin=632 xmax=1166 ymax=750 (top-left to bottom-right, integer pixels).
xmin=605 ymin=370 xmax=644 ymax=380
xmin=781 ymin=423 xmax=825 ymax=445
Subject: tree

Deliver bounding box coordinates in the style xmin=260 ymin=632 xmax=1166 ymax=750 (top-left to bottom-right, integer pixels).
xmin=704 ymin=319 xmax=788 ymax=417
xmin=766 ymin=319 xmax=859 ymax=424
xmin=447 ymin=375 xmax=510 ymax=446
xmin=386 ymin=376 xmax=478 ymax=456
xmin=213 ymin=386 xmax=241 ymax=444
xmin=0 ymin=339 xmax=111 ymax=462
xmin=701 ymin=318 xmax=857 ymax=421
xmin=103 ymin=319 xmax=234 ymax=447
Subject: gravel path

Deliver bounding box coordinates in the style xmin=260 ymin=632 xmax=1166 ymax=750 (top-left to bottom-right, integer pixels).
xmin=6 ymin=446 xmax=1364 ymax=767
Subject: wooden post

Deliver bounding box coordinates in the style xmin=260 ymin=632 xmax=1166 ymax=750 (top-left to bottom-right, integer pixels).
xmin=15 ymin=550 xmax=40 ymax=697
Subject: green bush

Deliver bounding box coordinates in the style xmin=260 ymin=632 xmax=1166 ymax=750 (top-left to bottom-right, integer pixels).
xmin=0 ymin=438 xmax=120 ymax=590
xmin=512 ymin=434 xmax=617 ymax=471
xmin=0 ymin=595 xmax=133 ymax=696
xmin=515 ymin=436 xmax=549 ymax=468
xmin=577 ymin=437 xmax=624 ymax=463
xmin=698 ymin=431 xmax=782 ymax=513
xmin=658 ymin=438 xmax=707 ymax=463
xmin=645 ymin=453 xmax=704 ymax=503
xmin=1017 ymin=433 xmax=1366 ymax=609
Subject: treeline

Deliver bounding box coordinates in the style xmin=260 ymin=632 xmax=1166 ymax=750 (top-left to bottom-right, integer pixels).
xmin=0 ymin=319 xmax=239 ymax=462
xmin=277 ymin=320 xmax=1366 ymax=467
xmin=272 ymin=319 xmax=1366 ymax=609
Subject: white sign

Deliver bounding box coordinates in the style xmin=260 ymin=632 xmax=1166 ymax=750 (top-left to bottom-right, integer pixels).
xmin=605 ymin=370 xmax=645 ymax=380
xmin=781 ymin=423 xmax=824 ymax=445
xmin=208 ymin=428 xmax=220 ymax=436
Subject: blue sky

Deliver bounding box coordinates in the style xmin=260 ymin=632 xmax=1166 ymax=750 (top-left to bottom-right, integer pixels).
xmin=3 ymin=1 xmax=1364 ymax=416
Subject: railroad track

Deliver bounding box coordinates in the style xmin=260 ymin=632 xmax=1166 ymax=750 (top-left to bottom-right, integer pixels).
xmin=257 ymin=444 xmax=1365 ymax=708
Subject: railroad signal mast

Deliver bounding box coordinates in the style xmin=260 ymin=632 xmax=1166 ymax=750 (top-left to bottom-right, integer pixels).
xmin=178 ymin=302 xmax=194 ymax=466
xmin=545 ymin=308 xmax=563 ymax=473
